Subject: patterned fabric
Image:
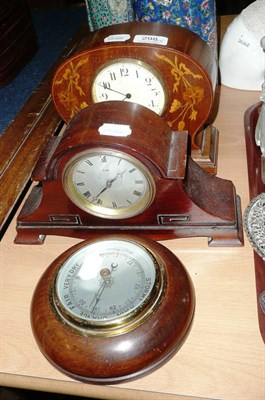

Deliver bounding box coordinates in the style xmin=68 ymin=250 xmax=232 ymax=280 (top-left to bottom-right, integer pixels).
xmin=85 ymin=0 xmax=216 ymax=50
xmin=133 ymin=0 xmax=217 ymax=49
xmin=84 ymin=0 xmax=134 ymax=30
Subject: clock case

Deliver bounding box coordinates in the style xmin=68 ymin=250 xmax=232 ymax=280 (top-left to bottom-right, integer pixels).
xmin=51 ymin=22 xmax=218 ymax=174
xmin=15 ymin=101 xmax=243 ymax=246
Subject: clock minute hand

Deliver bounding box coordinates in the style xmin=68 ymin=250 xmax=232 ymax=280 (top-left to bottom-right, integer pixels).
xmin=98 ymin=83 xmax=131 ymax=99
xmin=93 ymin=186 xmax=108 ymax=201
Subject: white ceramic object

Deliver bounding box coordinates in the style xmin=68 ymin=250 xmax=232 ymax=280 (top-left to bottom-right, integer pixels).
xmin=219 ymin=0 xmax=265 ymax=91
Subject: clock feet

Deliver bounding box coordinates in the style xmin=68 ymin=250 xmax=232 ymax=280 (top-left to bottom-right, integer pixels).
xmin=207 ymin=199 xmax=244 ymax=247
xmin=15 ymin=231 xmax=46 ymax=245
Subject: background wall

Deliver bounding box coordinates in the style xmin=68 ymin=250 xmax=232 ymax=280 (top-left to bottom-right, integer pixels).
xmin=26 ymin=0 xmax=256 ymax=14
xmin=216 ymin=0 xmax=255 ymax=14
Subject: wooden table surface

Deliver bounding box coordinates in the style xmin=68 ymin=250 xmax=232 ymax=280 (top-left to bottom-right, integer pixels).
xmin=1 ymin=16 xmax=265 ymax=400
xmin=1 ymin=86 xmax=265 ymax=400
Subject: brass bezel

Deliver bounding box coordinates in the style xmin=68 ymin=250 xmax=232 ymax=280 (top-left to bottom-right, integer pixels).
xmin=51 ymin=237 xmax=167 ymax=337
xmin=62 ymin=148 xmax=156 ymax=219
xmin=91 ymin=57 xmax=168 ymax=116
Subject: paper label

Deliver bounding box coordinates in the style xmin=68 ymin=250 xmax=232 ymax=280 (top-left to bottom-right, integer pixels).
xmin=104 ymin=34 xmax=131 ymax=43
xmin=133 ymin=34 xmax=168 ymax=46
xmin=98 ymin=123 xmax=132 ymax=137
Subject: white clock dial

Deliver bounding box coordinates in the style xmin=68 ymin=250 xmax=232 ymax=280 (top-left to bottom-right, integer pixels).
xmin=63 ymin=149 xmax=155 ymax=219
xmin=91 ymin=58 xmax=167 ymax=115
xmin=52 ymin=238 xmax=163 ymax=334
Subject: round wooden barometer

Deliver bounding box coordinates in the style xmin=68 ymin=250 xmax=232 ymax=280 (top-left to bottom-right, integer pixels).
xmin=31 ymin=234 xmax=195 ymax=384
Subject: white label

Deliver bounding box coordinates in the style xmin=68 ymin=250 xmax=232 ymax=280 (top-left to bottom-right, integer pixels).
xmin=98 ymin=123 xmax=132 ymax=137
xmin=133 ymin=34 xmax=168 ymax=46
xmin=104 ymin=34 xmax=131 ymax=43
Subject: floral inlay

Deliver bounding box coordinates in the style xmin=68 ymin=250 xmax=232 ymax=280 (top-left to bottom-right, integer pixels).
xmin=55 ymin=57 xmax=89 ymax=118
xmin=155 ymin=52 xmax=204 ymax=130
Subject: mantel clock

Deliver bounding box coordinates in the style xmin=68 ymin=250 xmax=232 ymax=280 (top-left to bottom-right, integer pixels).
xmin=51 ymin=22 xmax=218 ymax=173
xmin=15 ymin=101 xmax=243 ymax=246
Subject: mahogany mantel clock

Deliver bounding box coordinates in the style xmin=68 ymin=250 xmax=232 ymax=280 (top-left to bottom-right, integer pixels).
xmin=51 ymin=22 xmax=218 ymax=173
xmin=31 ymin=234 xmax=195 ymax=383
xmin=15 ymin=101 xmax=243 ymax=246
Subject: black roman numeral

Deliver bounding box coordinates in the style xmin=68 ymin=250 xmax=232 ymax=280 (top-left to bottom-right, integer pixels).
xmin=83 ymin=191 xmax=91 ymax=198
xmin=100 ymin=155 xmax=107 ymax=163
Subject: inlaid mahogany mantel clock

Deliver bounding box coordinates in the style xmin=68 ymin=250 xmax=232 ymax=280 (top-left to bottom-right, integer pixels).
xmin=15 ymin=101 xmax=243 ymax=246
xmin=51 ymin=22 xmax=218 ymax=173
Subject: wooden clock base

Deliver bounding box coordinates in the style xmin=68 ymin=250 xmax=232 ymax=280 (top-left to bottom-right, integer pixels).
xmin=15 ymin=156 xmax=243 ymax=247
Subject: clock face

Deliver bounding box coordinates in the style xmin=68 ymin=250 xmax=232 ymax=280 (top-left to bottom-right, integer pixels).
xmin=91 ymin=58 xmax=167 ymax=115
xmin=63 ymin=149 xmax=156 ymax=219
xmin=52 ymin=237 xmax=164 ymax=335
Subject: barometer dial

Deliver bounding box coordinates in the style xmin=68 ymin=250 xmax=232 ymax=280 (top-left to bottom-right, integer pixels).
xmin=53 ymin=238 xmax=163 ymax=334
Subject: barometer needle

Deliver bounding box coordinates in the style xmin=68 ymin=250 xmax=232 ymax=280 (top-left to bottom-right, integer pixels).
xmin=89 ymin=263 xmax=118 ymax=314
xmin=89 ymin=281 xmax=106 ymax=313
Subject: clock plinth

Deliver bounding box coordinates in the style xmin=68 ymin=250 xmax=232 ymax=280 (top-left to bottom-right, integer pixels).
xmin=15 ymin=102 xmax=243 ymax=247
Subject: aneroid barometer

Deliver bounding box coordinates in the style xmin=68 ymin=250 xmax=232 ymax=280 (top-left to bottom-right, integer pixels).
xmin=31 ymin=234 xmax=195 ymax=383
xmin=51 ymin=22 xmax=218 ymax=173
xmin=15 ymin=101 xmax=243 ymax=246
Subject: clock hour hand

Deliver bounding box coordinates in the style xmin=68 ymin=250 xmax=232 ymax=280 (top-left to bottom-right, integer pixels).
xmin=98 ymin=83 xmax=131 ymax=100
